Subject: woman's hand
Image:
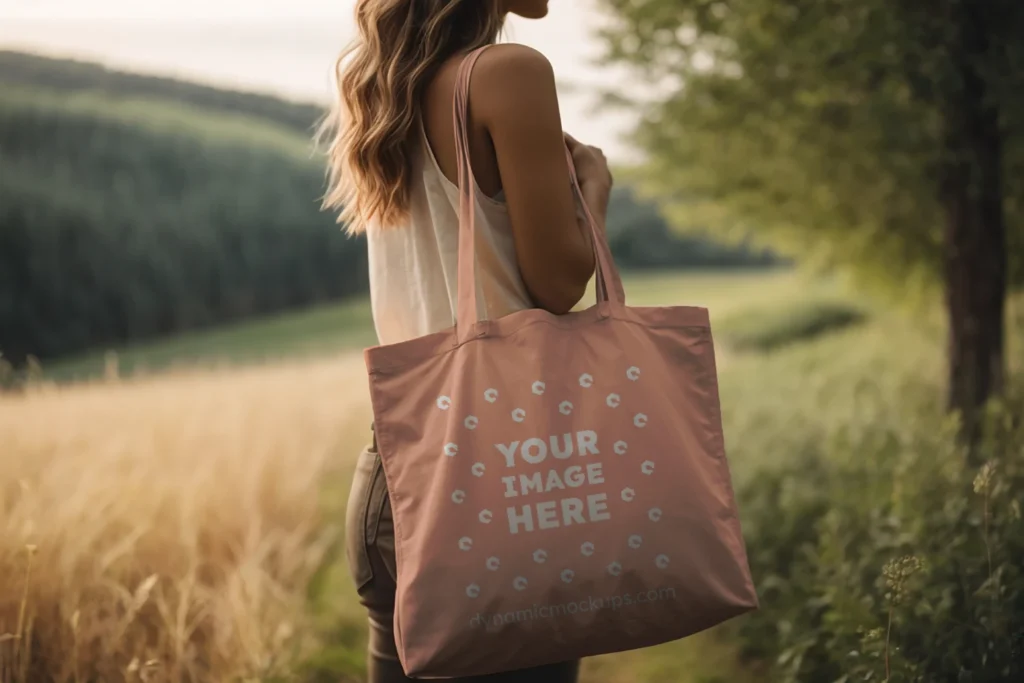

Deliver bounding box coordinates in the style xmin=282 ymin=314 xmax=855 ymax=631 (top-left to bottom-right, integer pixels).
xmin=565 ymin=134 xmax=612 ymax=189
xmin=564 ymin=132 xmax=612 ymax=225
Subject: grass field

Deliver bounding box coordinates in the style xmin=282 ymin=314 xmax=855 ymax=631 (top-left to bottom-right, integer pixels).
xmin=41 ymin=298 xmax=378 ymax=384
xmin=42 ymin=268 xmax=838 ymax=383
xmin=2 ymin=268 xmax=991 ymax=683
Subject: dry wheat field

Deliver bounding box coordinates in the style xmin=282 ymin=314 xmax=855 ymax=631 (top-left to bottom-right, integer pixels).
xmin=0 ymin=272 xmax=791 ymax=683
xmin=0 ymin=353 xmax=373 ymax=683
xmin=0 ymin=352 xmax=748 ymax=683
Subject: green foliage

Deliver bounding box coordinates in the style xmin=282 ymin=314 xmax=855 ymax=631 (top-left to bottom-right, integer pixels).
xmin=733 ymin=365 xmax=1024 ymax=681
xmin=595 ymin=0 xmax=1024 ymax=293
xmin=0 ymin=86 xmax=367 ymax=363
xmin=702 ymin=300 xmax=1024 ymax=681
xmin=716 ymin=299 xmax=868 ymax=352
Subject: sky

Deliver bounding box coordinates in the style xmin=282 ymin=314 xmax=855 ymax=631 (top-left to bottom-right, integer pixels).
xmin=0 ymin=0 xmax=641 ymax=161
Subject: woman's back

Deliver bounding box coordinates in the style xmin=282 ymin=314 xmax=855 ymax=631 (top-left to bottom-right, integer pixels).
xmin=332 ymin=40 xmax=610 ymax=345
xmin=368 ymin=49 xmax=533 ymax=344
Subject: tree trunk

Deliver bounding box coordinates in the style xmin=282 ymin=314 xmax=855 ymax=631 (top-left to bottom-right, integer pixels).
xmin=941 ymin=1 xmax=1007 ymax=448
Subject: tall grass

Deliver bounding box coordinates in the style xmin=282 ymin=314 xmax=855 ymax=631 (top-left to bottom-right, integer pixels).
xmin=2 ymin=271 xmax=930 ymax=683
xmin=0 ymin=356 xmax=371 ymax=682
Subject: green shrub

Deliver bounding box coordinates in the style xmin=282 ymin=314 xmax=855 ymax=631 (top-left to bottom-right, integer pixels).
xmin=737 ymin=378 xmax=1024 ymax=682
xmin=717 ymin=299 xmax=868 ymax=352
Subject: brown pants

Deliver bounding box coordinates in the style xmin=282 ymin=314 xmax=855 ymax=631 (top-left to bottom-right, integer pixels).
xmin=345 ymin=429 xmax=581 ymax=682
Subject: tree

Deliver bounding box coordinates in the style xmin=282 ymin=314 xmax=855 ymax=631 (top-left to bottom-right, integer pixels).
xmin=596 ymin=0 xmax=1024 ymax=441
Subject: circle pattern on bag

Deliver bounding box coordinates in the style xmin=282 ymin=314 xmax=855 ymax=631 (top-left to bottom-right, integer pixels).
xmin=444 ymin=364 xmax=668 ymax=604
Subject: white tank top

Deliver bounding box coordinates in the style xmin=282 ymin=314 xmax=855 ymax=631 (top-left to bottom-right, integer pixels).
xmin=366 ymin=123 xmax=533 ymax=346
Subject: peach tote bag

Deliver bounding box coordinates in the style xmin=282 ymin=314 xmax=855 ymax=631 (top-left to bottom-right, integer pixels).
xmin=364 ymin=47 xmax=758 ymax=678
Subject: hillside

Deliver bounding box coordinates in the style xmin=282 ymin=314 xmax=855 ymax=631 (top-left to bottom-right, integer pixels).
xmin=0 ymin=49 xmax=326 ymax=134
xmin=0 ymin=50 xmax=777 ymax=366
xmin=0 ymin=59 xmax=365 ymax=363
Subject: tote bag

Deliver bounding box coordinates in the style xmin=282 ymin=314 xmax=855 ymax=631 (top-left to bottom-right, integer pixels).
xmin=365 ymin=47 xmax=758 ymax=679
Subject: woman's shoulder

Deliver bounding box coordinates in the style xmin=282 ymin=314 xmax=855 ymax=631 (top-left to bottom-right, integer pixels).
xmin=475 ymin=42 xmax=553 ymax=83
xmin=478 ymin=42 xmax=550 ymax=67
xmin=471 ymin=43 xmax=558 ymax=120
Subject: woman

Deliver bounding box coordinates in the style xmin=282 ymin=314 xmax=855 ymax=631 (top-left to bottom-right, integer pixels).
xmin=321 ymin=1 xmax=614 ymax=680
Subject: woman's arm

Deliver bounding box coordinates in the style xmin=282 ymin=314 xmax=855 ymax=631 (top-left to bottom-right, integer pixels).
xmin=473 ymin=44 xmax=612 ymax=315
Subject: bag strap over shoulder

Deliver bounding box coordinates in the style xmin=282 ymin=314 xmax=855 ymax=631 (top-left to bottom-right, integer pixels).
xmin=452 ymin=45 xmax=625 ymax=343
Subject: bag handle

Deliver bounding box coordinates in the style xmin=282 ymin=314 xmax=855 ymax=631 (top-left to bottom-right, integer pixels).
xmin=453 ymin=46 xmax=625 ymax=342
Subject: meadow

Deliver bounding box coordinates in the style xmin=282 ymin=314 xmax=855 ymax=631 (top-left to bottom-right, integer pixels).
xmin=4 ymin=12 xmax=1023 ymax=677
xmin=0 ymin=269 xmax=836 ymax=682
xmin=3 ymin=268 xmax=1021 ymax=683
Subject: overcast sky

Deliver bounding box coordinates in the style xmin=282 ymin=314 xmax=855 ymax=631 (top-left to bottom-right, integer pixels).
xmin=0 ymin=0 xmax=640 ymax=161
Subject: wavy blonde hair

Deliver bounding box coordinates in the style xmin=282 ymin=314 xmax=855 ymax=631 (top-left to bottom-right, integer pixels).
xmin=319 ymin=0 xmax=505 ymax=233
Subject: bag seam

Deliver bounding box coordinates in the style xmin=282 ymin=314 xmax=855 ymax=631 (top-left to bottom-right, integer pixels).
xmin=366 ymin=452 xmax=388 ymax=546
xmin=350 ymin=447 xmax=377 ymax=592
xmin=369 ymin=313 xmax=711 ymax=376
xmin=368 ymin=414 xmax=409 ymax=661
